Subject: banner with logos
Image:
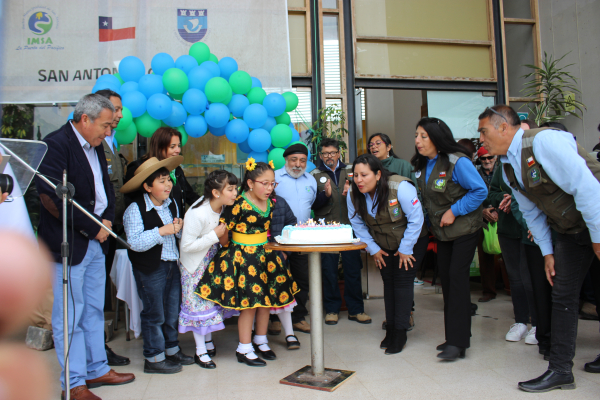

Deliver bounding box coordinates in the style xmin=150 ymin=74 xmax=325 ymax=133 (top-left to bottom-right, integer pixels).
xmin=1 ymin=0 xmax=291 ymax=103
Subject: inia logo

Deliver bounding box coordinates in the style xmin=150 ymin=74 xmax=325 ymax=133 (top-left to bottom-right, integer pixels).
xmin=28 ymin=11 xmax=53 ymax=35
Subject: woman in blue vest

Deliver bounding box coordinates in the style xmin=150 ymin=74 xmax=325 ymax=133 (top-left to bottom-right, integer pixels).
xmin=347 ymin=154 xmax=429 ymax=354
xmin=411 ymin=117 xmax=487 ymax=361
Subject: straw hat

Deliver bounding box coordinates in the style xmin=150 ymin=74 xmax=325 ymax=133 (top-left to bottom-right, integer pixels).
xmin=120 ymin=156 xmax=184 ymax=193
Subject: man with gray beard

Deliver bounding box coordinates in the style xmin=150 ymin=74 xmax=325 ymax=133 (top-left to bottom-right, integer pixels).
xmin=274 ymin=143 xmax=316 ymax=333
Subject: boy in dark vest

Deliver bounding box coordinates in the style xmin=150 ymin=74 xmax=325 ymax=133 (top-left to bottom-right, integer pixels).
xmin=478 ymin=105 xmax=600 ymax=393
xmin=121 ymin=156 xmax=194 ymax=374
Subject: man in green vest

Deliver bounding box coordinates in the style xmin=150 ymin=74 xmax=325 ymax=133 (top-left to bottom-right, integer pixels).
xmin=478 ymin=105 xmax=600 ymax=393
xmin=96 ymin=89 xmax=131 ymax=367
xmin=311 ymin=138 xmax=371 ymax=326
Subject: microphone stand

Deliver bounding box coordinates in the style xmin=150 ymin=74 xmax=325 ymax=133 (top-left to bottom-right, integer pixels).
xmin=1 ymin=142 xmax=129 ymax=400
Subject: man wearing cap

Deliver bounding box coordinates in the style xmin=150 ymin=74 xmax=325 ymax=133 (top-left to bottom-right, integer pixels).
xmin=274 ymin=143 xmax=317 ymax=333
xmin=311 ymin=138 xmax=371 ymax=326
xmin=478 ymin=105 xmax=600 ymax=392
xmin=121 ymin=155 xmax=194 ymax=374
xmin=476 ymin=146 xmax=501 ymax=303
xmin=36 ymin=94 xmax=135 ymax=400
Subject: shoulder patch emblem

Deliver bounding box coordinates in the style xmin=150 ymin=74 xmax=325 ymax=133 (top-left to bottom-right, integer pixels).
xmin=389 ymin=199 xmax=398 ymax=206
xmin=527 ymin=156 xmax=535 ymax=167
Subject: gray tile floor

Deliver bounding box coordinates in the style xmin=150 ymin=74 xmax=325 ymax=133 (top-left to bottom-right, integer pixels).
xmin=38 ymin=279 xmax=600 ymax=400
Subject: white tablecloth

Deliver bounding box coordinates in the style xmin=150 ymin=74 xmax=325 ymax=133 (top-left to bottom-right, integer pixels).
xmin=109 ymin=249 xmax=143 ymax=338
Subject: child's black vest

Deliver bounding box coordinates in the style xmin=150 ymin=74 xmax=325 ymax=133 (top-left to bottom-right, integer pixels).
xmin=127 ymin=195 xmax=179 ymax=274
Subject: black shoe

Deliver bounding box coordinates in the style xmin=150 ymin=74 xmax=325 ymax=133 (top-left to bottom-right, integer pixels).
xmin=286 ymin=335 xmax=300 ymax=350
xmin=236 ymin=351 xmax=267 ymax=367
xmin=437 ymin=345 xmax=465 ymax=360
xmin=518 ymin=370 xmax=575 ymax=392
xmin=205 ymin=340 xmax=216 ymax=357
xmin=144 ymin=359 xmax=182 ymax=374
xmin=382 ymin=320 xmax=387 ymax=330
xmin=471 ymin=303 xmax=478 ymax=316
xmin=105 ymin=345 xmax=130 ymax=366
xmin=584 ymin=354 xmax=600 ymax=373
xmin=253 ymin=343 xmax=277 ymax=360
xmin=194 ymin=354 xmax=216 ymax=369
xmin=385 ymin=328 xmax=407 ymax=355
xmin=436 ymin=342 xmax=448 ymax=351
xmin=380 ymin=325 xmax=393 ymax=349
xmin=165 ymin=350 xmax=194 ymax=365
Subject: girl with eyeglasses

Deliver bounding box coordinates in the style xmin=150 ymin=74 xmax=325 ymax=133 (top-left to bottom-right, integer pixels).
xmin=194 ymin=161 xmax=299 ymax=367
xmin=411 ymin=117 xmax=487 ymax=361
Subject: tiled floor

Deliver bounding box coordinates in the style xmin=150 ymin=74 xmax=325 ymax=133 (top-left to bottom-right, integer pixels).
xmin=38 ymin=283 xmax=600 ymax=399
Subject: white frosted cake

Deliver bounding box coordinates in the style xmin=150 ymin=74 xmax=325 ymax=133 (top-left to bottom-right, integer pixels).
xmin=281 ymin=219 xmax=354 ymax=244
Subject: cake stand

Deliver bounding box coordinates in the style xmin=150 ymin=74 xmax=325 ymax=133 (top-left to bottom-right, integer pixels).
xmin=264 ymin=241 xmax=367 ymax=392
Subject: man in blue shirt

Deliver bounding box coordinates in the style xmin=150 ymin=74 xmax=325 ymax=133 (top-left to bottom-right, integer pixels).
xmin=274 ymin=143 xmax=316 ymax=333
xmin=478 ymin=105 xmax=600 ymax=393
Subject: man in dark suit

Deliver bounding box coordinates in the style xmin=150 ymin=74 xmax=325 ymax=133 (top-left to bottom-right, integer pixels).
xmin=36 ymin=94 xmax=134 ymax=400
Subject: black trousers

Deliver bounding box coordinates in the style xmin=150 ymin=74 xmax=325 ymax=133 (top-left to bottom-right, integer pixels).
xmin=289 ymin=252 xmax=309 ymax=324
xmin=523 ymin=244 xmax=552 ymax=352
xmin=437 ymin=230 xmax=480 ymax=349
xmin=104 ymin=235 xmax=118 ymax=311
xmin=587 ymin=258 xmax=600 ymax=316
xmin=379 ymin=235 xmax=429 ymax=330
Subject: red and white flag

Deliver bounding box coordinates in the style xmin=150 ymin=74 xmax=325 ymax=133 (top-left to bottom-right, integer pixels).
xmin=99 ymin=16 xmax=135 ymax=42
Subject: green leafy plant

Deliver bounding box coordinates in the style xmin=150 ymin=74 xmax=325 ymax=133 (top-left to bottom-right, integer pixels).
xmin=521 ymin=52 xmax=586 ymax=126
xmin=310 ymin=105 xmax=348 ymax=161
xmin=1 ymin=104 xmax=34 ymax=139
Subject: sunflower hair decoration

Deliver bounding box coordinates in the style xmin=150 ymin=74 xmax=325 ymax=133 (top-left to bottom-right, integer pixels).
xmin=268 ymin=160 xmax=275 ymax=169
xmin=245 ymin=157 xmax=257 ymax=171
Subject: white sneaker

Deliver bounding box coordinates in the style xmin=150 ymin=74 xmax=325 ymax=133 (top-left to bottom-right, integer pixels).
xmin=505 ymin=323 xmax=528 ymax=342
xmin=414 ymin=278 xmax=424 ymax=286
xmin=525 ymin=327 xmax=538 ymax=345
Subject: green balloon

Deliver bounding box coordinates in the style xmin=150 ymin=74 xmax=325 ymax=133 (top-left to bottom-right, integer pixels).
xmin=275 ymin=112 xmax=291 ymax=126
xmin=189 ymin=42 xmax=210 ymax=64
xmin=177 ymin=125 xmax=188 ymax=146
xmin=114 ymin=121 xmax=137 ymax=145
xmin=162 ymin=68 xmax=189 ymax=95
xmin=228 ymin=70 xmax=252 ymax=95
xmin=209 ymin=53 xmax=218 ymax=63
xmin=204 ymin=77 xmax=232 ymax=104
xmin=116 ymin=106 xmax=133 ymax=130
xmin=247 ymin=87 xmax=266 ymax=104
xmin=288 ymin=140 xmax=307 ymax=149
xmin=282 ymin=92 xmax=299 ymax=112
xmin=135 ymin=112 xmax=161 ymax=138
xmin=114 ymin=73 xmax=125 ymax=85
xmin=268 ymin=148 xmax=286 ymax=170
xmin=169 ymin=92 xmax=183 ymax=101
xmin=270 ymin=124 xmax=293 ymax=148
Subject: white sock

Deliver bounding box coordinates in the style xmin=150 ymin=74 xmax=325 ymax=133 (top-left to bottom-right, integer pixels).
xmin=237 ymin=342 xmax=257 ymax=359
xmin=205 ymin=332 xmax=214 ymax=350
xmin=278 ymin=311 xmax=297 ymax=342
xmin=253 ymin=334 xmax=271 ymax=351
xmin=193 ymin=332 xmax=212 ymax=362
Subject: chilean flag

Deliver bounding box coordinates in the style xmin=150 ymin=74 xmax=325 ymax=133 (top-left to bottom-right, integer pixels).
xmin=99 ymin=17 xmax=135 ymax=42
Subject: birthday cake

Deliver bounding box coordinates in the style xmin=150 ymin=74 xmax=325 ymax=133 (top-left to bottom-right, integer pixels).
xmin=281 ymin=219 xmax=354 ymax=244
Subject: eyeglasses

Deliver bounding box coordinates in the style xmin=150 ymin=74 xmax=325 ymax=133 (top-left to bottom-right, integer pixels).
xmin=485 ymin=107 xmax=508 ymax=123
xmin=479 ymin=156 xmax=495 ymax=161
xmin=252 ymin=180 xmax=278 ymax=189
xmin=320 ymin=151 xmax=338 ymax=158
xmin=368 ymin=141 xmax=384 ymax=148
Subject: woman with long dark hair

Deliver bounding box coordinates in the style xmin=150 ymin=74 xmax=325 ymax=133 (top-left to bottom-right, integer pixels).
xmin=347 ymin=154 xmax=429 ymax=354
xmin=411 ymin=117 xmax=487 ymax=360
xmin=125 ymin=127 xmax=199 ymax=210
xmin=367 ymin=133 xmax=415 ymax=183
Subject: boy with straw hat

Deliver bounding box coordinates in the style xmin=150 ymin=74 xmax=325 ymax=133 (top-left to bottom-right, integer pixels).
xmin=121 ymin=156 xmax=195 ymax=374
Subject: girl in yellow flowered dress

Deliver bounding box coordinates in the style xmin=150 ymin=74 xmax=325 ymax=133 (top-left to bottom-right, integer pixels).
xmin=195 ymin=161 xmax=299 ymax=366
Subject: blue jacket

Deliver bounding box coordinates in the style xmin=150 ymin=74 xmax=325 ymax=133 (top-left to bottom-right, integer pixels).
xmin=36 ymin=122 xmax=115 ymax=264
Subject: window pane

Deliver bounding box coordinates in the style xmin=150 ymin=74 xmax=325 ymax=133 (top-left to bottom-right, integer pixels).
xmin=323 ymin=16 xmax=341 ymax=94
xmin=290 ymin=88 xmax=312 ymax=128
xmin=288 ymin=0 xmax=306 ymax=8
xmin=503 ymin=0 xmax=532 ymax=19
xmin=427 ymin=91 xmax=495 ymax=139
xmin=505 ymin=24 xmax=535 ymax=98
xmin=323 ymin=0 xmax=338 ymax=9
xmin=356 ymin=41 xmax=492 ymax=79
xmin=288 ymin=14 xmax=307 ymax=74
xmin=354 ymin=0 xmax=489 ymax=41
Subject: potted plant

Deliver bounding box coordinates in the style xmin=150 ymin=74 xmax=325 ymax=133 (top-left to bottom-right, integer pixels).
xmin=521 ymin=52 xmax=586 ymax=126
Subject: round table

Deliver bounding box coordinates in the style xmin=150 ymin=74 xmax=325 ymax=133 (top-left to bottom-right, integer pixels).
xmin=264 ymin=241 xmax=367 ymax=391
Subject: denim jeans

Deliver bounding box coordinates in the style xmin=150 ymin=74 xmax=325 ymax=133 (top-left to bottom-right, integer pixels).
xmin=321 ymin=250 xmax=364 ymax=315
xmin=498 ymin=236 xmax=536 ymax=326
xmin=132 ymin=260 xmax=181 ymax=361
xmin=549 ymin=231 xmax=595 ymax=374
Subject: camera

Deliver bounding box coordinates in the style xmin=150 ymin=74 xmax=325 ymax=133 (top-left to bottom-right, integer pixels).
xmin=0 ymin=174 xmax=13 ymax=195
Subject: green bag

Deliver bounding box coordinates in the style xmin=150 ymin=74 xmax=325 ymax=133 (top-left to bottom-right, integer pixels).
xmin=482 ymin=222 xmax=502 ymax=254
